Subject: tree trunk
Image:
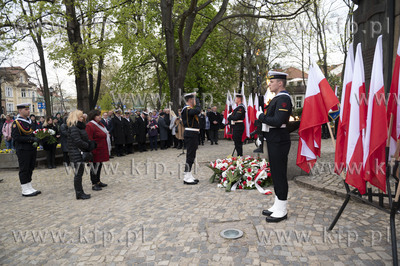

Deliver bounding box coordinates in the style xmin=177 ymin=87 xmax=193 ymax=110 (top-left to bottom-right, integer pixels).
xmin=64 ymin=0 xmax=90 ymax=113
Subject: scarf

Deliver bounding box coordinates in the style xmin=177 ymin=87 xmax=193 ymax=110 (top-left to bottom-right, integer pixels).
xmin=89 ymin=120 xmax=111 ymax=156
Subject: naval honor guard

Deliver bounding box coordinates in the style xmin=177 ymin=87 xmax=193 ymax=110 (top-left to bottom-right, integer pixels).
xmin=181 ymin=93 xmax=201 ymax=185
xmin=228 ymin=94 xmax=246 ymax=157
xmin=11 ymin=103 xmax=41 ymax=197
xmin=256 ymin=71 xmax=293 ymax=223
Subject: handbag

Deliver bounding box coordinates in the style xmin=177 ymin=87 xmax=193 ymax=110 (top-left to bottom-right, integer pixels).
xmin=81 ymin=151 xmax=93 ymax=162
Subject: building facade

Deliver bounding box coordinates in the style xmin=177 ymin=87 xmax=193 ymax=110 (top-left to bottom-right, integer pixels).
xmin=0 ymin=67 xmax=39 ymax=116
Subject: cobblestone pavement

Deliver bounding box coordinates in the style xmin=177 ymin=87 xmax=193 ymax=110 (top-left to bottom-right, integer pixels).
xmin=0 ymin=139 xmax=396 ymax=265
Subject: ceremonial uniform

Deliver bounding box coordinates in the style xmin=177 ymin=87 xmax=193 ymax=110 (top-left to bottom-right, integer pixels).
xmin=228 ymin=102 xmax=246 ymax=156
xmin=11 ymin=104 xmax=41 ymax=197
xmin=257 ymin=71 xmax=292 ymax=223
xmin=181 ymin=93 xmax=201 ymax=185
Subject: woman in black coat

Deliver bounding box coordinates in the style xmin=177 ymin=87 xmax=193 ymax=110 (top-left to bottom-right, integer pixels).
xmin=43 ymin=117 xmax=60 ymax=169
xmin=135 ymin=112 xmax=148 ymax=152
xmin=60 ymin=121 xmax=70 ymax=165
xmin=67 ymin=110 xmax=97 ymax=200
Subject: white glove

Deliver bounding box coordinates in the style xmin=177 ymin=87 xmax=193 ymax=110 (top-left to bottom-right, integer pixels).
xmin=256 ymin=107 xmax=263 ymax=119
xmin=256 ymin=138 xmax=262 ymax=147
xmin=227 ymin=113 xmax=232 ymax=118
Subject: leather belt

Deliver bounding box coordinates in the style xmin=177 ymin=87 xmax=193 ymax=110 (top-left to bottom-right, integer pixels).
xmin=262 ymin=123 xmax=286 ymax=132
xmin=185 ymin=128 xmax=200 ymax=132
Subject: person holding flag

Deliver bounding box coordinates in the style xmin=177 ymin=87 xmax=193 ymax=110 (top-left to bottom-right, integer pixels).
xmin=228 ymin=93 xmax=246 ymax=157
xmin=256 ymin=71 xmax=292 ymax=223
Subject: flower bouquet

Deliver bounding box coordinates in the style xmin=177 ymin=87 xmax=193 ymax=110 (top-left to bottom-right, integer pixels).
xmin=208 ymin=156 xmax=273 ymax=194
xmin=32 ymin=128 xmax=57 ymax=147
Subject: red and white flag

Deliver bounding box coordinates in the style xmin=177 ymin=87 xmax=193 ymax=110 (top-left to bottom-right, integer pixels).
xmin=335 ymin=42 xmax=355 ymax=175
xmin=254 ymin=93 xmax=259 ymax=113
xmin=223 ymin=91 xmax=231 ymax=139
xmin=296 ymin=58 xmax=339 ymax=173
xmin=387 ymin=37 xmax=400 ymax=158
xmin=363 ymin=35 xmax=387 ymax=192
xmin=241 ymin=86 xmax=250 ymax=142
xmin=247 ymin=94 xmax=256 ymax=136
xmin=346 ymin=43 xmax=368 ymax=194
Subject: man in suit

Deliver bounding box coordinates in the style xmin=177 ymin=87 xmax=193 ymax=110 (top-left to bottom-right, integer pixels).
xmin=207 ymin=106 xmax=221 ymax=145
xmin=135 ymin=111 xmax=148 ymax=152
xmin=123 ymin=111 xmax=135 ymax=154
xmin=256 ymin=71 xmax=293 ymax=223
xmin=111 ymin=109 xmax=126 ymax=156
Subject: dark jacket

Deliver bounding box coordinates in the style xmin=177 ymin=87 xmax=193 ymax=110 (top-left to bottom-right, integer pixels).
xmin=208 ymin=111 xmax=221 ymax=130
xmin=158 ymin=116 xmax=169 ymax=141
xmin=135 ymin=116 xmax=147 ymax=143
xmin=11 ymin=118 xmax=37 ymax=151
xmin=67 ymin=121 xmax=96 ymax=163
xmin=100 ymin=118 xmax=113 ymax=133
xmin=148 ymin=119 xmax=158 ymax=137
xmin=123 ymin=117 xmax=135 ymax=144
xmin=198 ymin=113 xmax=206 ymax=129
xmin=111 ymin=116 xmax=126 ymax=145
xmin=60 ymin=123 xmax=69 ymax=153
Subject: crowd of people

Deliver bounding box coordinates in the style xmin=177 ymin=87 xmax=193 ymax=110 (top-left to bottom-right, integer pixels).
xmin=6 ymin=104 xmax=225 ymax=200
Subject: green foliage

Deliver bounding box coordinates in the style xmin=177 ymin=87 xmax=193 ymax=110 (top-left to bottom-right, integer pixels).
xmin=98 ymin=93 xmax=113 ymax=111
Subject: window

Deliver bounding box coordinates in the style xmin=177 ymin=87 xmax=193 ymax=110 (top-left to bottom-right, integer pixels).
xmin=5 ymin=87 xmax=13 ymax=97
xmin=32 ymin=104 xmax=35 ymax=113
xmin=20 ymin=75 xmax=24 ymax=83
xmin=21 ymin=88 xmax=26 ymax=98
xmin=6 ymin=103 xmax=14 ymax=112
xmin=295 ymin=96 xmax=303 ymax=109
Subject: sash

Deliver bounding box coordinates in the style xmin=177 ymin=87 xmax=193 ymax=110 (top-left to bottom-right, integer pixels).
xmin=89 ymin=120 xmax=111 ymax=156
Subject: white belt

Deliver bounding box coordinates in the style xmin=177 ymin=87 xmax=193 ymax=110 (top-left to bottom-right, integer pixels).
xmin=262 ymin=123 xmax=286 ymax=132
xmin=185 ymin=128 xmax=200 ymax=132
xmin=232 ymin=120 xmax=244 ymax=125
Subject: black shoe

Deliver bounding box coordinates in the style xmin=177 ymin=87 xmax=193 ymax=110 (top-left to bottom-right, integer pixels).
xmin=98 ymin=182 xmax=108 ymax=187
xmin=22 ymin=191 xmax=39 ymax=197
xmin=201 ymin=142 xmax=204 ymax=145
xmin=117 ymin=154 xmax=123 ymax=157
xmin=215 ymin=142 xmax=218 ymax=145
xmin=194 ymin=179 xmax=199 ymax=183
xmin=76 ymin=192 xmax=91 ymax=200
xmin=266 ymin=214 xmax=287 ymax=223
xmin=183 ymin=180 xmax=198 ymax=185
xmin=262 ymin=210 xmax=273 ymax=216
xmin=211 ymin=142 xmax=214 ymax=145
xmin=92 ymin=184 xmax=102 ymax=191
xmin=253 ymin=147 xmax=263 ymax=153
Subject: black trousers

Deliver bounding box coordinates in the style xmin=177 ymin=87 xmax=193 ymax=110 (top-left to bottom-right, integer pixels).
xmin=16 ymin=149 xmax=37 ymax=185
xmin=125 ymin=143 xmax=133 ymax=154
xmin=205 ymin=129 xmax=210 ymax=140
xmin=232 ymin=126 xmax=244 ymax=157
xmin=210 ymin=129 xmax=218 ymax=144
xmin=115 ymin=144 xmax=124 ymax=155
xmin=73 ymin=162 xmax=85 ymax=193
xmin=46 ymin=145 xmax=56 ymax=167
xmin=63 ymin=152 xmax=70 ymax=165
xmin=184 ymin=131 xmax=199 ymax=172
xmin=198 ymin=129 xmax=205 ymax=144
xmin=90 ymin=162 xmax=103 ymax=185
xmin=267 ymin=140 xmax=291 ymax=200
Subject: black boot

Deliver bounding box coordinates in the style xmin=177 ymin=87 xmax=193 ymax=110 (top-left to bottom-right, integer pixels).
xmin=76 ymin=191 xmax=91 ymax=200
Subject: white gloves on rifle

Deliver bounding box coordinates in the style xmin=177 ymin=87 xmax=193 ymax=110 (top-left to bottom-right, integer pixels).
xmin=256 ymin=107 xmax=263 ymax=119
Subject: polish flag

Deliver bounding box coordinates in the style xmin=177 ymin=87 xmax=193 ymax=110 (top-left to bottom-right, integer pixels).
xmin=241 ymin=86 xmax=250 ymax=142
xmin=296 ymin=58 xmax=339 ymax=173
xmin=335 ymin=43 xmax=355 ymax=175
xmin=363 ymin=35 xmax=387 ymax=192
xmin=223 ymin=92 xmax=231 ymax=139
xmin=254 ymin=93 xmax=259 ymax=113
xmin=247 ymin=94 xmax=256 ymax=136
xmin=346 ymin=43 xmax=368 ymax=195
xmin=387 ymin=37 xmax=400 ymax=159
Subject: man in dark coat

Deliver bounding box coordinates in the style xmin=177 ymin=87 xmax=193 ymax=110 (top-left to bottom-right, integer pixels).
xmin=158 ymin=112 xmax=169 ymax=149
xmin=257 ymin=71 xmax=292 ymax=223
xmin=207 ymin=106 xmax=221 ymax=145
xmin=135 ymin=111 xmax=148 ymax=152
xmin=198 ymin=110 xmax=206 ymax=145
xmin=111 ymin=109 xmax=126 ymax=156
xmin=164 ymin=109 xmax=172 ymax=148
xmin=123 ymin=111 xmax=135 ymax=154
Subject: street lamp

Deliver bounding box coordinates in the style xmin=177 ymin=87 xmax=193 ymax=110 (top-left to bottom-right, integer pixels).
xmin=49 ymin=86 xmax=54 ymax=116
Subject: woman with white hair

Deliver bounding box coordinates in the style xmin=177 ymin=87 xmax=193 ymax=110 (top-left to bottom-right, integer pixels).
xmin=67 ymin=110 xmax=97 ymax=200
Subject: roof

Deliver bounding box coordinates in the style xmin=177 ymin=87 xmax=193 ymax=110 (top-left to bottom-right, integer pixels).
xmin=0 ymin=66 xmax=32 ymax=81
xmin=275 ymin=67 xmax=308 ymax=80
